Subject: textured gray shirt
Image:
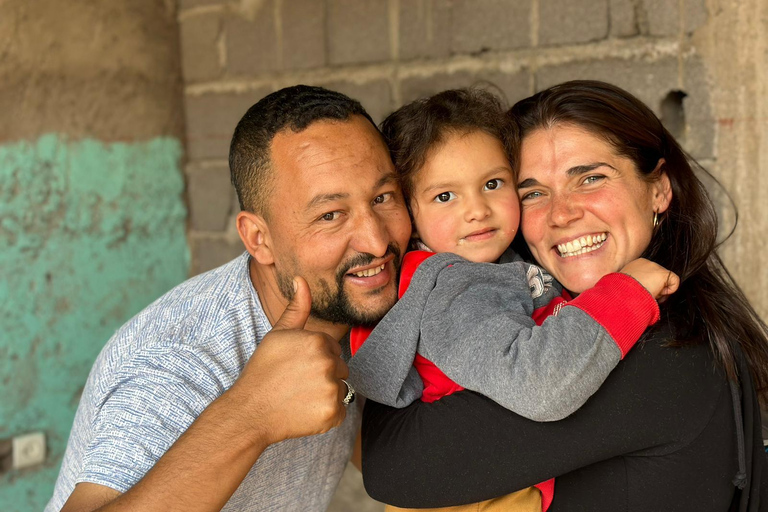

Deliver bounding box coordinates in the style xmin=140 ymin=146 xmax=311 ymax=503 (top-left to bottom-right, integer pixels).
xmin=47 ymin=252 xmax=360 ymax=511
xmin=348 ymin=252 xmax=658 ymax=421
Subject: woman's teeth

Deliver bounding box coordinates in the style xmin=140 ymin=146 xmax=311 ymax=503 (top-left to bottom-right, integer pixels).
xmin=557 ymin=233 xmax=607 ymax=258
xmin=352 ymin=264 xmax=385 ymax=277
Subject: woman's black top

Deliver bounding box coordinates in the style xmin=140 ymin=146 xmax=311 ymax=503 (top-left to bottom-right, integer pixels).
xmin=361 ymin=320 xmax=768 ymax=511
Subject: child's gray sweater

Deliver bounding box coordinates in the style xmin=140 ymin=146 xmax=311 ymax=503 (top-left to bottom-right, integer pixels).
xmin=347 ymin=252 xmax=659 ymax=421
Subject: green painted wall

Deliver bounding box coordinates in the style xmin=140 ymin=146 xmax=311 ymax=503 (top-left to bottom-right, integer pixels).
xmin=0 ymin=134 xmax=189 ymax=511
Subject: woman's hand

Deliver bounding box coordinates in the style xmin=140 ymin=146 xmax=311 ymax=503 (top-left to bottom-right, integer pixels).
xmin=619 ymin=258 xmax=680 ymax=300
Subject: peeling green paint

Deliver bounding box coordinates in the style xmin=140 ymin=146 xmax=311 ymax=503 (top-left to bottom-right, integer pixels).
xmin=0 ymin=134 xmax=189 ymax=511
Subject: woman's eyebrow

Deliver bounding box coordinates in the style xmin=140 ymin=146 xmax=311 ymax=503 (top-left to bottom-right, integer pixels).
xmin=566 ymin=162 xmax=616 ymax=176
xmin=518 ymin=162 xmax=617 ymax=188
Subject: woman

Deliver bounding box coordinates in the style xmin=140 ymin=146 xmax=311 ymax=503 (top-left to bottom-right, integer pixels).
xmin=360 ymin=81 xmax=768 ymax=511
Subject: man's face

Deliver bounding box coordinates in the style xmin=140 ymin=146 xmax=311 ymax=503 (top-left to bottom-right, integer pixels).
xmin=265 ymin=115 xmax=412 ymax=326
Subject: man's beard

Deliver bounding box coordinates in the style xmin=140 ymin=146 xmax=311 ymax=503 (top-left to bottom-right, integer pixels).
xmin=276 ymin=243 xmax=402 ymax=326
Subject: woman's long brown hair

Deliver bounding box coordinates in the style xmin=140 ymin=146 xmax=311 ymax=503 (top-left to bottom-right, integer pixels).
xmin=509 ymin=80 xmax=768 ymax=404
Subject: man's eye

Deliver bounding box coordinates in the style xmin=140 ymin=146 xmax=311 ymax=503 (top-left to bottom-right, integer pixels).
xmin=484 ymin=179 xmax=503 ymax=191
xmin=434 ymin=191 xmax=456 ymax=203
xmin=373 ymin=193 xmax=392 ymax=205
xmin=320 ymin=211 xmax=341 ymax=221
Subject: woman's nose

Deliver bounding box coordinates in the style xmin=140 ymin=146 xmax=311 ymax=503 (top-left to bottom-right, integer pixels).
xmin=548 ymin=193 xmax=582 ymax=226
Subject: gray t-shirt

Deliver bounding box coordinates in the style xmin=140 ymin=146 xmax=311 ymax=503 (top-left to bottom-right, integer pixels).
xmin=46 ymin=252 xmax=360 ymax=511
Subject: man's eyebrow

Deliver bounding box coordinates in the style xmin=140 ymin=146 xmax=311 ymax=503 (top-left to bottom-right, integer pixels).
xmin=375 ymin=173 xmax=398 ymax=189
xmin=307 ymin=193 xmax=349 ymax=210
xmin=517 ymin=162 xmax=616 ymax=188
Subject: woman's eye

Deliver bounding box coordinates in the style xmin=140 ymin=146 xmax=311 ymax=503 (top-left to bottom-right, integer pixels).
xmin=484 ymin=179 xmax=503 ymax=191
xmin=582 ymin=175 xmax=605 ymax=185
xmin=320 ymin=211 xmax=341 ymax=221
xmin=520 ymin=190 xmax=542 ymax=201
xmin=434 ymin=191 xmax=456 ymax=203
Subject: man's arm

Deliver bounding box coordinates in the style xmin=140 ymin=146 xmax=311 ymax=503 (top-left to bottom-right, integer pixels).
xmin=61 ymin=277 xmax=350 ymax=512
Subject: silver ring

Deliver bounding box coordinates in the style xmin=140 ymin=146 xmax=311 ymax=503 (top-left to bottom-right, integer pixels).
xmin=341 ymin=379 xmax=355 ymax=406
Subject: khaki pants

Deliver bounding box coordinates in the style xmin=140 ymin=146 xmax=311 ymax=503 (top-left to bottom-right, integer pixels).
xmin=385 ymin=486 xmax=541 ymax=512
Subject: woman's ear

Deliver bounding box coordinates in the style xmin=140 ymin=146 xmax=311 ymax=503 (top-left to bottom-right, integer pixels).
xmin=237 ymin=211 xmax=274 ymax=265
xmin=651 ymin=159 xmax=673 ymax=214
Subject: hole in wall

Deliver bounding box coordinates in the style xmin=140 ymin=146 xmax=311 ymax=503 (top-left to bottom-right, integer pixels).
xmin=660 ymin=90 xmax=688 ymax=143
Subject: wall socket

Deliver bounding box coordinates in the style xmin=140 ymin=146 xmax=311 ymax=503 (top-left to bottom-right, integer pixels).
xmin=12 ymin=432 xmax=46 ymax=469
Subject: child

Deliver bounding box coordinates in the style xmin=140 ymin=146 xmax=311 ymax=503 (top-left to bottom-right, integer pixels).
xmin=347 ymin=89 xmax=679 ymax=512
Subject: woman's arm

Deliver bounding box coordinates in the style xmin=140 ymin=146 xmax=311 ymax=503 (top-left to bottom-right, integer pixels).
xmin=361 ymin=326 xmax=726 ymax=508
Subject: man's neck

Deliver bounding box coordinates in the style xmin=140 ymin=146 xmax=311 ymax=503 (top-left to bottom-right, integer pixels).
xmin=248 ymin=258 xmax=349 ymax=341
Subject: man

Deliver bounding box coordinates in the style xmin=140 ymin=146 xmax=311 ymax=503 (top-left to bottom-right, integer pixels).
xmin=48 ymin=85 xmax=412 ymax=511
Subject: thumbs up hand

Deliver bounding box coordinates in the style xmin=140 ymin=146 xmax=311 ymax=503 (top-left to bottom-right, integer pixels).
xmin=228 ymin=277 xmax=350 ymax=447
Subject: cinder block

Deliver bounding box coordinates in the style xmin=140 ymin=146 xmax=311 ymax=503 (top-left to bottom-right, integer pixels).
xmin=399 ymin=0 xmax=452 ymax=61
xmin=320 ymin=80 xmax=394 ymax=125
xmin=684 ymin=0 xmax=708 ymax=34
xmin=641 ymin=0 xmax=679 ymax=37
xmin=179 ymin=0 xmax=228 ymax=9
xmin=681 ymin=56 xmax=715 ymax=159
xmin=282 ymin=0 xmax=326 ymax=69
xmin=186 ymin=164 xmax=235 ymax=232
xmin=400 ymin=70 xmax=531 ymax=109
xmin=539 ymin=0 xmax=609 ymax=45
xmin=180 ymin=12 xmax=222 ymax=83
xmin=451 ymin=0 xmax=531 ymax=54
xmin=328 ymin=0 xmax=390 ymax=65
xmin=609 ymin=0 xmax=639 ymax=38
xmin=185 ymin=88 xmax=273 ymax=161
xmin=536 ymin=57 xmax=678 ymax=116
xmin=190 ymin=235 xmax=246 ymax=276
xmin=226 ymin=3 xmax=279 ymax=75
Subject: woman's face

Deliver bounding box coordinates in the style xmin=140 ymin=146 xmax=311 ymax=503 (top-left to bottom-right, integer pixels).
xmin=517 ymin=124 xmax=672 ymax=294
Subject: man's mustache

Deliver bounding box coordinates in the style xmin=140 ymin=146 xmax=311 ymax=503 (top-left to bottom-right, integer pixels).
xmin=337 ymin=243 xmax=402 ymax=282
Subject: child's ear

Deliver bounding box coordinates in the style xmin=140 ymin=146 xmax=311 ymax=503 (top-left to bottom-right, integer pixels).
xmin=236 ymin=211 xmax=274 ymax=265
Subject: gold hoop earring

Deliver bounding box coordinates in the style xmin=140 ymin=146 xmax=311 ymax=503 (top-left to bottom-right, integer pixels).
xmin=653 ymin=211 xmax=659 ymax=228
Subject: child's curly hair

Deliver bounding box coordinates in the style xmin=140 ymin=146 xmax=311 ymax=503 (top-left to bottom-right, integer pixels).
xmin=380 ymin=87 xmax=513 ymax=206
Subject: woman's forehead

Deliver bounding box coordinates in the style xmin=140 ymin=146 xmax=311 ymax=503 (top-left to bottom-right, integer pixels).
xmin=519 ymin=125 xmax=620 ymax=178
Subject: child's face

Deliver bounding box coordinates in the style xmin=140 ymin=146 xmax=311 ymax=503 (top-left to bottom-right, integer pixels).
xmin=409 ymin=130 xmax=520 ymax=263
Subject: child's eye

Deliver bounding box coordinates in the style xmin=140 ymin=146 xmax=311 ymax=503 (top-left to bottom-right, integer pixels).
xmin=484 ymin=179 xmax=503 ymax=191
xmin=434 ymin=191 xmax=456 ymax=203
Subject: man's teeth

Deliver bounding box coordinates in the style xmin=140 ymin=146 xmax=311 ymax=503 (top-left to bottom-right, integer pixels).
xmin=557 ymin=233 xmax=607 ymax=257
xmin=352 ymin=264 xmax=385 ymax=278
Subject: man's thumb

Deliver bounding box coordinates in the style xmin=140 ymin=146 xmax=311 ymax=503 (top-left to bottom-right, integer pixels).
xmin=273 ymin=276 xmax=312 ymax=330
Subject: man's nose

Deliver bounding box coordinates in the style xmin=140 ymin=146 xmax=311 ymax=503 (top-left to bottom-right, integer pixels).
xmin=548 ymin=193 xmax=582 ymax=226
xmin=464 ymin=194 xmax=491 ymax=222
xmin=351 ymin=210 xmax=390 ymax=257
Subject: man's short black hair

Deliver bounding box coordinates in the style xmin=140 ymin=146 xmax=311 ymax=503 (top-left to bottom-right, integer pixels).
xmin=229 ymin=85 xmax=377 ymax=216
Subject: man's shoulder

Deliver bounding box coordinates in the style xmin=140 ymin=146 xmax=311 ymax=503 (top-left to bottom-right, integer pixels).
xmin=99 ymin=252 xmax=268 ymax=373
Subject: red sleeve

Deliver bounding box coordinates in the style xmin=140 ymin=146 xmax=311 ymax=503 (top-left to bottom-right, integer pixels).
xmin=567 ymin=273 xmax=660 ymax=358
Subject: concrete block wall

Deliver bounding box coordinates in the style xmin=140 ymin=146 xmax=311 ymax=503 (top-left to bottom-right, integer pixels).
xmin=0 ymin=1 xmax=189 ymax=510
xmin=178 ymin=0 xmax=768 ymax=316
xmin=179 ymin=0 xmax=720 ymax=273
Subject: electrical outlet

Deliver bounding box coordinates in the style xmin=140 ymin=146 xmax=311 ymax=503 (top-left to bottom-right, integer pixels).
xmin=12 ymin=432 xmax=46 ymax=469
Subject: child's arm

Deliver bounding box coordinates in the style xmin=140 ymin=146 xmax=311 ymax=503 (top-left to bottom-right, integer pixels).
xmin=414 ymin=254 xmax=669 ymax=421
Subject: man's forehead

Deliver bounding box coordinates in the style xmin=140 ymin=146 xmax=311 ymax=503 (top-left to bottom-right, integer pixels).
xmin=271 ymin=116 xmax=391 ymax=173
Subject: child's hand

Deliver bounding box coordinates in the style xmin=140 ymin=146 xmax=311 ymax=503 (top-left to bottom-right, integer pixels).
xmin=619 ymin=258 xmax=680 ymax=300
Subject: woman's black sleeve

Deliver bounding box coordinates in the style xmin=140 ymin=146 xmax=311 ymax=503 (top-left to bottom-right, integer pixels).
xmin=360 ymin=334 xmax=725 ymax=508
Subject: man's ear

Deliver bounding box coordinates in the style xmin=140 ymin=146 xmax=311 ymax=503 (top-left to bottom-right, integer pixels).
xmin=237 ymin=211 xmax=274 ymax=265
xmin=651 ymin=159 xmax=673 ymax=214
